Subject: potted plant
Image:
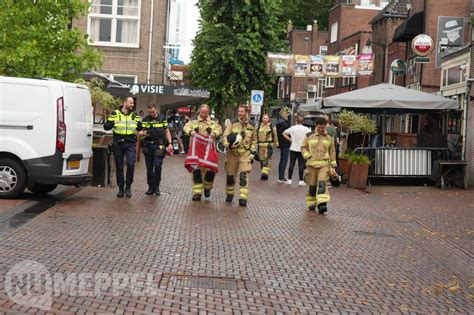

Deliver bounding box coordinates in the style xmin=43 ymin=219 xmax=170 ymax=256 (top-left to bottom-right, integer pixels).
xmin=348 ymin=153 xmax=371 ymax=190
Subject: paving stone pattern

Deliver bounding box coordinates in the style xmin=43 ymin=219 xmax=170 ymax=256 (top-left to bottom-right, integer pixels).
xmin=0 ymin=154 xmax=472 ymax=314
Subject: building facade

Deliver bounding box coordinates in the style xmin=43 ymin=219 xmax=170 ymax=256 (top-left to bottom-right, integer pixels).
xmin=325 ymin=0 xmax=389 ymax=97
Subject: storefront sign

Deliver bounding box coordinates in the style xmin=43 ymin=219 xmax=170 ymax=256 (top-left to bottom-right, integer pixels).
xmin=390 ymin=59 xmax=407 ymax=75
xmin=125 ymin=84 xmax=210 ymax=98
xmin=412 ymin=34 xmax=434 ymax=56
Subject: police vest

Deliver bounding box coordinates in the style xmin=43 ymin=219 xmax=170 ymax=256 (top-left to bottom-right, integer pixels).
xmin=109 ymin=110 xmax=140 ymax=135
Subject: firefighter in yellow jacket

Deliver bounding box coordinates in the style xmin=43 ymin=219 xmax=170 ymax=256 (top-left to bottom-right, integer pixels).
xmin=256 ymin=113 xmax=278 ymax=180
xmin=300 ymin=117 xmax=337 ymax=214
xmin=222 ymin=105 xmax=257 ymax=207
xmin=183 ymin=104 xmax=222 ymax=201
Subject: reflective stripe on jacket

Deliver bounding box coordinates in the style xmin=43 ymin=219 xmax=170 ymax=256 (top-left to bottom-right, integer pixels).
xmin=301 ymin=131 xmax=337 ymax=168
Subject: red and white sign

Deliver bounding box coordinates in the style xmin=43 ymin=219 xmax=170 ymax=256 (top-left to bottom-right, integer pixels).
xmin=177 ymin=107 xmax=191 ymax=114
xmin=412 ymin=34 xmax=434 ymax=56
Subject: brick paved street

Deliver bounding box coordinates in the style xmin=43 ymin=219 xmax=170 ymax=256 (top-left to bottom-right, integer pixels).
xmin=0 ymin=153 xmax=472 ymax=314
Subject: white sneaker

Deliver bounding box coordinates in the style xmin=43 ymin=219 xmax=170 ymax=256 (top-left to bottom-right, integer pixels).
xmin=298 ymin=181 xmax=306 ymax=186
xmin=286 ymin=179 xmax=292 ymax=185
xmin=277 ymin=178 xmax=286 ymax=183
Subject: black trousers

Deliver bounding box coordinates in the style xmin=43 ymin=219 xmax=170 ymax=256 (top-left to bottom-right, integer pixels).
xmin=112 ymin=141 xmax=136 ymax=187
xmin=144 ymin=144 xmax=164 ymax=189
xmin=288 ymin=150 xmax=305 ymax=181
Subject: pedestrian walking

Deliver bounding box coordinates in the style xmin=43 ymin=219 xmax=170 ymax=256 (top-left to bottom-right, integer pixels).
xmin=301 ymin=117 xmax=337 ymax=214
xmin=104 ymin=97 xmax=144 ymax=198
xmin=141 ymin=104 xmax=173 ymax=196
xmin=256 ymin=113 xmax=278 ymax=180
xmin=183 ymin=104 xmax=222 ymax=201
xmin=181 ymin=115 xmax=191 ymax=153
xmin=222 ymin=105 xmax=257 ymax=207
xmin=276 ymin=107 xmax=291 ymax=183
xmin=282 ymin=115 xmax=311 ymax=186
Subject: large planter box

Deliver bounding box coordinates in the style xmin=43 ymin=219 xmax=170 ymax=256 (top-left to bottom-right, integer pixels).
xmin=348 ymin=163 xmax=369 ymax=190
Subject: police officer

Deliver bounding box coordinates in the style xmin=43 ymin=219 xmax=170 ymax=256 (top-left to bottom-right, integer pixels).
xmin=300 ymin=117 xmax=337 ymax=214
xmin=183 ymin=104 xmax=222 ymax=201
xmin=256 ymin=113 xmax=278 ymax=180
xmin=141 ymin=104 xmax=173 ymax=196
xmin=104 ymin=97 xmax=144 ymax=198
xmin=222 ymin=105 xmax=257 ymax=207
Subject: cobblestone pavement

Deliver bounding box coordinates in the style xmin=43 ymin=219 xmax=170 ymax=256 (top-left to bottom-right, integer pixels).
xmin=0 ymin=153 xmax=472 ymax=314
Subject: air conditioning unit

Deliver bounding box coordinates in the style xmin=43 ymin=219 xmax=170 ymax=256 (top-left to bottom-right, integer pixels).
xmin=307 ymin=85 xmax=317 ymax=92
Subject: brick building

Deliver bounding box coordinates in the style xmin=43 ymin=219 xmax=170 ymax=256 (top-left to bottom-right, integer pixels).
xmin=279 ymin=21 xmax=329 ymax=104
xmin=73 ymin=0 xmax=205 ymax=118
xmin=324 ymin=0 xmax=389 ymax=97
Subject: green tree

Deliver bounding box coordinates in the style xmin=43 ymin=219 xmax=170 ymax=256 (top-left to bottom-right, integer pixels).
xmin=282 ymin=0 xmax=335 ymax=31
xmin=190 ymin=0 xmax=287 ymax=118
xmin=0 ymin=0 xmax=102 ymax=82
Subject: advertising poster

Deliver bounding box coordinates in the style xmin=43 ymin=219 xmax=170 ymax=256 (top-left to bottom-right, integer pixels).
xmin=436 ymin=17 xmax=465 ymax=67
xmin=266 ymin=53 xmax=295 ymax=76
xmin=294 ymin=55 xmax=309 ymax=77
xmin=341 ymin=55 xmax=357 ymax=77
xmin=324 ymin=56 xmax=340 ymax=77
xmin=308 ymin=55 xmax=324 ymax=78
xmin=358 ymin=54 xmax=374 ymax=76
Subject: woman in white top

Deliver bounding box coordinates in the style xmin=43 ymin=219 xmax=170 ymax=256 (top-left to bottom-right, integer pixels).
xmin=282 ymin=115 xmax=311 ymax=185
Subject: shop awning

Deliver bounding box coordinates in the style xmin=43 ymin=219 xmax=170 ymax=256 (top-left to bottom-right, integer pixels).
xmin=323 ymin=83 xmax=458 ymax=111
xmin=393 ymin=12 xmax=424 ymax=42
xmin=298 ymin=98 xmax=340 ymax=114
xmin=83 ymin=71 xmax=131 ymax=98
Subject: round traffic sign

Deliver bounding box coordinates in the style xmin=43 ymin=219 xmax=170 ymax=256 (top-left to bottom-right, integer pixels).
xmin=252 ymin=94 xmax=262 ymax=103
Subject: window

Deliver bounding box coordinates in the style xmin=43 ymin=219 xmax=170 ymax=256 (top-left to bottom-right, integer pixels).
xmin=330 ymin=23 xmax=338 ymax=43
xmin=326 ymin=77 xmax=335 ymax=88
xmin=359 ymin=0 xmax=374 ymax=6
xmin=380 ymin=0 xmax=389 ymax=7
xmin=342 ymin=77 xmax=356 ymax=86
xmin=110 ymin=74 xmax=137 ymax=85
xmin=88 ymin=0 xmax=140 ymax=47
xmin=319 ymin=46 xmax=328 ymax=56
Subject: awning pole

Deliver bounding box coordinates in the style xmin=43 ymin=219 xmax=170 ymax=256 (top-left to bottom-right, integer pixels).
xmin=382 ymin=110 xmax=386 ymax=147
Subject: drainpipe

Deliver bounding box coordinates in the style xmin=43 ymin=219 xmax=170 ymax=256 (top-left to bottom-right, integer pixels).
xmin=147 ymin=0 xmax=155 ymax=84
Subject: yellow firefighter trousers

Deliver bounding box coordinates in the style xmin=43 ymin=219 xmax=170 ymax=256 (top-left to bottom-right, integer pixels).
xmin=225 ymin=151 xmax=252 ymax=200
xmin=306 ymin=166 xmax=330 ymax=208
xmin=192 ymin=167 xmax=216 ymax=195
xmin=258 ymin=145 xmax=272 ymax=176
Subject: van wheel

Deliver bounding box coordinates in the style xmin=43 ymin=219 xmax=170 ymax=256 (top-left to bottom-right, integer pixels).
xmin=28 ymin=184 xmax=58 ymax=194
xmin=0 ymin=158 xmax=27 ymax=199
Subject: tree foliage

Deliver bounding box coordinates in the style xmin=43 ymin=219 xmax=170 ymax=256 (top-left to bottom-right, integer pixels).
xmin=75 ymin=78 xmax=121 ymax=111
xmin=281 ymin=0 xmax=335 ymax=31
xmin=0 ymin=0 xmax=102 ymax=82
xmin=190 ymin=0 xmax=287 ymax=118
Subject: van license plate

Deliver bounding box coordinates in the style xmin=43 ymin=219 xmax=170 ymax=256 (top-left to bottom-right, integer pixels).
xmin=67 ymin=160 xmax=80 ymax=170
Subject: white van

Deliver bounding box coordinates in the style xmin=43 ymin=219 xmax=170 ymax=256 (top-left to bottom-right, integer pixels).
xmin=0 ymin=76 xmax=93 ymax=198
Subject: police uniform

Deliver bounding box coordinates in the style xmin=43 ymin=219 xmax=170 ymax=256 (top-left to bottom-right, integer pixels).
xmin=300 ymin=129 xmax=337 ymax=213
xmin=222 ymin=118 xmax=257 ymax=206
xmin=141 ymin=114 xmax=169 ymax=195
xmin=183 ymin=115 xmax=222 ymax=200
xmin=104 ymin=109 xmax=142 ymax=197
xmin=256 ymin=122 xmax=277 ymax=180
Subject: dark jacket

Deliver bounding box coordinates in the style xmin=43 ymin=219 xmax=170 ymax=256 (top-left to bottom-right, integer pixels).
xmin=142 ymin=114 xmax=168 ymax=145
xmin=276 ymin=118 xmax=291 ymax=148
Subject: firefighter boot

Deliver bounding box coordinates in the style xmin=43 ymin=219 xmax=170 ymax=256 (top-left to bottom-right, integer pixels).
xmin=192 ymin=194 xmax=202 ymax=201
xmin=238 ymin=199 xmax=247 ymax=207
xmin=318 ymin=203 xmax=327 ymax=214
